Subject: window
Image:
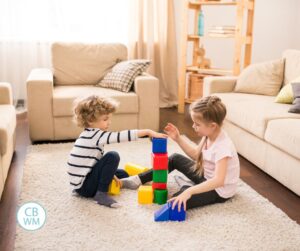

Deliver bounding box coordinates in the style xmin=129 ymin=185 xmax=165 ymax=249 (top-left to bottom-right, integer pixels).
xmin=0 ymin=0 xmax=129 ymax=43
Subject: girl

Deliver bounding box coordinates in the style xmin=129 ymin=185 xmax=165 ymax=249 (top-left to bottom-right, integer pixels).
xmin=67 ymin=95 xmax=166 ymax=209
xmin=122 ymin=96 xmax=240 ymax=211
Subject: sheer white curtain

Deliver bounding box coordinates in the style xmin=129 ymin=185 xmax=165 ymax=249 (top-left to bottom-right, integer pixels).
xmin=0 ymin=0 xmax=129 ymax=101
xmin=128 ymin=0 xmax=178 ymax=108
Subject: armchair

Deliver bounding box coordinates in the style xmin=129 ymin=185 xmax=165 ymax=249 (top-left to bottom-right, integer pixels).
xmin=27 ymin=42 xmax=159 ymax=142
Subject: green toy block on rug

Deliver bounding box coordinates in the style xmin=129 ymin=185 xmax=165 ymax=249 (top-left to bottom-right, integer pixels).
xmin=153 ymin=170 xmax=168 ymax=183
xmin=154 ymin=189 xmax=168 ymax=205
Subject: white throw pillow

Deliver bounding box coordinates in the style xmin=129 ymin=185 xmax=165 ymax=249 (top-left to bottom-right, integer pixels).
xmin=234 ymin=59 xmax=284 ymax=96
xmin=97 ymin=60 xmax=150 ymax=92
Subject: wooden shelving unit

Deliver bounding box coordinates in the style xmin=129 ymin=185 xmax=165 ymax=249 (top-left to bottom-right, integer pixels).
xmin=178 ymin=0 xmax=255 ymax=113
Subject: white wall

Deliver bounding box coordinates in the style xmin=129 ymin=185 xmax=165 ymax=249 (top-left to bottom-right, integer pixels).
xmin=297 ymin=0 xmax=300 ymax=47
xmin=174 ymin=0 xmax=300 ymax=71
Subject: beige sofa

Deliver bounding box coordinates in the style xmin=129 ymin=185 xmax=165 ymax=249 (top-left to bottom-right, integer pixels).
xmin=204 ymin=50 xmax=300 ymax=196
xmin=0 ymin=82 xmax=16 ymax=200
xmin=27 ymin=42 xmax=159 ymax=142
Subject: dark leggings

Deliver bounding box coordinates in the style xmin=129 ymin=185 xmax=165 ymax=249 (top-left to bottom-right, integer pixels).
xmin=76 ymin=151 xmax=128 ymax=198
xmin=139 ymin=153 xmax=229 ymax=210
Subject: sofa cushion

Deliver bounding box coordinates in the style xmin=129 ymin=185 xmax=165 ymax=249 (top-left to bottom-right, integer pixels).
xmin=97 ymin=60 xmax=150 ymax=92
xmin=215 ymin=93 xmax=300 ymax=138
xmin=282 ymin=50 xmax=300 ymax=86
xmin=52 ymin=85 xmax=138 ymax=117
xmin=265 ymin=119 xmax=300 ymax=160
xmin=0 ymin=105 xmax=16 ymax=155
xmin=52 ymin=43 xmax=127 ymax=86
xmin=234 ymin=59 xmax=284 ymax=96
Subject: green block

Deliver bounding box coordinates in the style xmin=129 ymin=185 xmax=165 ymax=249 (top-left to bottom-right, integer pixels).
xmin=154 ymin=189 xmax=168 ymax=205
xmin=153 ymin=170 xmax=168 ymax=183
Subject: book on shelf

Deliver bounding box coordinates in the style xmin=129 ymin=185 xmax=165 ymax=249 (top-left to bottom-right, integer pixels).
xmin=208 ymin=25 xmax=236 ymax=36
xmin=208 ymin=29 xmax=235 ymax=34
xmin=210 ymin=25 xmax=235 ymax=30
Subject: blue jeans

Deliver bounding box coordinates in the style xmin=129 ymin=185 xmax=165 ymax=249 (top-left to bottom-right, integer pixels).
xmin=76 ymin=151 xmax=128 ymax=197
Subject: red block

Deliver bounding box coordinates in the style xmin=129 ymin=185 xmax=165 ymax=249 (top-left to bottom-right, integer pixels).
xmin=152 ymin=153 xmax=168 ymax=170
xmin=152 ymin=182 xmax=167 ymax=190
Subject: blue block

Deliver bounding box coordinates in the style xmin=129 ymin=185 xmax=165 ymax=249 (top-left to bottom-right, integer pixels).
xmin=169 ymin=202 xmax=186 ymax=222
xmin=152 ymin=138 xmax=167 ymax=153
xmin=154 ymin=203 xmax=170 ymax=222
xmin=154 ymin=202 xmax=186 ymax=222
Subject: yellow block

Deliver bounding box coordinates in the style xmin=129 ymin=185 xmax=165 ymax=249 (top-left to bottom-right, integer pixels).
xmin=124 ymin=162 xmax=149 ymax=176
xmin=138 ymin=185 xmax=153 ymax=204
xmin=108 ymin=180 xmax=120 ymax=195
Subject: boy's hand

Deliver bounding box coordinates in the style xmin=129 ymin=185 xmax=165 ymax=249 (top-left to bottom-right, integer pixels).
xmin=167 ymin=189 xmax=191 ymax=212
xmin=113 ymin=175 xmax=122 ymax=188
xmin=164 ymin=123 xmax=180 ymax=142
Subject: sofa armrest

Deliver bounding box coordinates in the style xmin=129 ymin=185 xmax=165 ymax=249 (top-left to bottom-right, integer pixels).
xmin=27 ymin=68 xmax=55 ymax=141
xmin=134 ymin=73 xmax=159 ymax=131
xmin=203 ymin=76 xmax=238 ymax=96
xmin=0 ymin=82 xmax=13 ymax=105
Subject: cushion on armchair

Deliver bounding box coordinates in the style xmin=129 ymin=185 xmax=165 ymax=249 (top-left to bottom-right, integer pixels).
xmin=234 ymin=59 xmax=284 ymax=96
xmin=51 ymin=42 xmax=127 ymax=85
xmin=97 ymin=60 xmax=150 ymax=92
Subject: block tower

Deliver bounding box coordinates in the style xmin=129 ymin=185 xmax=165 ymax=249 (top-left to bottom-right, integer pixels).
xmin=152 ymin=138 xmax=168 ymax=205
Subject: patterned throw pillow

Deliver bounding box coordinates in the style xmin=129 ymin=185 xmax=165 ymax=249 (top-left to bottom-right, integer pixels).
xmin=97 ymin=60 xmax=151 ymax=92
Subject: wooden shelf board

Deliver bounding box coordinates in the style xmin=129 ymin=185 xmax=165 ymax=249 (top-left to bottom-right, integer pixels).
xmin=187 ymin=35 xmax=201 ymax=40
xmin=188 ymin=34 xmax=252 ymax=42
xmin=189 ymin=1 xmax=238 ymax=6
xmin=188 ymin=34 xmax=236 ymax=39
xmin=207 ymin=33 xmax=235 ymax=38
xmin=185 ymin=98 xmax=196 ymax=104
xmin=186 ymin=66 xmax=233 ymax=76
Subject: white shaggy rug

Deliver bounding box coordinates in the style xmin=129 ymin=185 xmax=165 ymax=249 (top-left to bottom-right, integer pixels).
xmin=16 ymin=138 xmax=300 ymax=250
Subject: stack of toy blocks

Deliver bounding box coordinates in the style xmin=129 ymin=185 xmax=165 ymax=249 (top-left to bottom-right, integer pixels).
xmin=152 ymin=138 xmax=168 ymax=205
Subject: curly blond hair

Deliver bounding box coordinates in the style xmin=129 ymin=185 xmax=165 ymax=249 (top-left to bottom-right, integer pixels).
xmin=73 ymin=95 xmax=118 ymax=128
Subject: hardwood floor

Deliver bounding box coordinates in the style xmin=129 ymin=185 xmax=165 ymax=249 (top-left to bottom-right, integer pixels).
xmin=0 ymin=107 xmax=299 ymax=251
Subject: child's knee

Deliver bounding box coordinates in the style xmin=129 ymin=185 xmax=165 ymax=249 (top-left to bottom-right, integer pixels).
xmin=105 ymin=151 xmax=120 ymax=162
xmin=168 ymin=153 xmax=182 ymax=164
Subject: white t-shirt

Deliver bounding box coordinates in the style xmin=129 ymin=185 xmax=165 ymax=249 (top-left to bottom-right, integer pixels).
xmin=202 ymin=130 xmax=240 ymax=198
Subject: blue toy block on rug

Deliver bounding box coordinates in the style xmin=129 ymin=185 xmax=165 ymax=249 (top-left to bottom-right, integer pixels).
xmin=154 ymin=202 xmax=186 ymax=222
xmin=169 ymin=203 xmax=186 ymax=222
xmin=154 ymin=203 xmax=170 ymax=222
xmin=152 ymin=138 xmax=167 ymax=154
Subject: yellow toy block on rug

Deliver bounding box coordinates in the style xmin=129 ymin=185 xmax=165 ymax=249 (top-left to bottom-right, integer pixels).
xmin=108 ymin=180 xmax=120 ymax=195
xmin=138 ymin=185 xmax=153 ymax=204
xmin=124 ymin=162 xmax=149 ymax=176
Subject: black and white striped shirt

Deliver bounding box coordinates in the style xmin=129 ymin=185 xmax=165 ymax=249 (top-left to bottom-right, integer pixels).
xmin=67 ymin=128 xmax=138 ymax=189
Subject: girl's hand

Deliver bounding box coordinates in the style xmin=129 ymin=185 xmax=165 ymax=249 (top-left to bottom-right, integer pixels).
xmin=168 ymin=189 xmax=192 ymax=212
xmin=149 ymin=130 xmax=168 ymax=139
xmin=164 ymin=123 xmax=180 ymax=142
xmin=113 ymin=175 xmax=122 ymax=188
